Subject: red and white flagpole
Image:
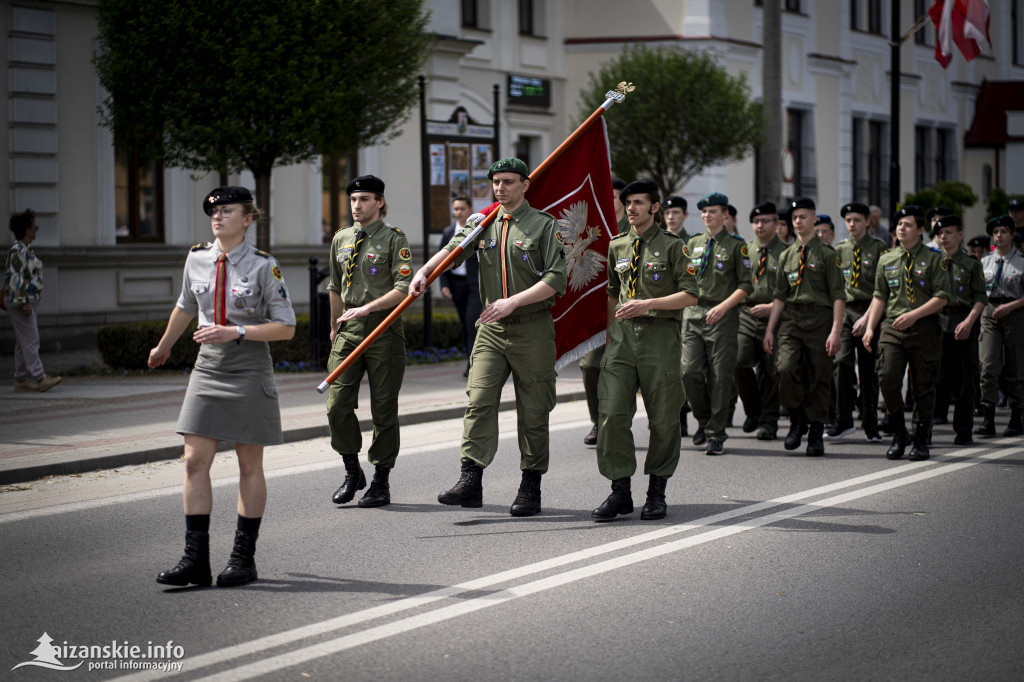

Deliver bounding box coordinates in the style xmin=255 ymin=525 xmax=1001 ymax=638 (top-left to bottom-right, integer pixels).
xmin=316 ymin=82 xmax=635 ymax=393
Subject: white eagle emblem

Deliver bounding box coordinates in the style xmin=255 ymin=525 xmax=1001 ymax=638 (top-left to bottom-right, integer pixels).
xmin=556 ymin=201 xmax=606 ymax=292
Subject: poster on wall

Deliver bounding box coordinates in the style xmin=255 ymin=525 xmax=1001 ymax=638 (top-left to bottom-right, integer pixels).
xmin=449 ymin=143 xmax=469 ymax=172
xmin=472 ymin=178 xmax=492 ymax=211
xmin=472 ymin=144 xmax=492 ymax=173
xmin=429 ymin=144 xmax=447 ymax=185
xmin=449 ymin=170 xmax=470 ymax=199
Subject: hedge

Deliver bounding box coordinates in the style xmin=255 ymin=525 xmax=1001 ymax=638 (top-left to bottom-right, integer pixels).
xmin=97 ymin=311 xmax=466 ymax=371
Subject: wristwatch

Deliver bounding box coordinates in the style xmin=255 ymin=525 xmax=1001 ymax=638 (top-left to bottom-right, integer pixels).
xmin=236 ymin=325 xmax=247 ymax=345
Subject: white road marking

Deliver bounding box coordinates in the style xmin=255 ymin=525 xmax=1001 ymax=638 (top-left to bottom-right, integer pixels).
xmin=111 ymin=443 xmax=1019 ymax=681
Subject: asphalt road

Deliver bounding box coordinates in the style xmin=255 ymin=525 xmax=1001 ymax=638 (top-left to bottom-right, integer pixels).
xmin=2 ymin=400 xmax=1022 ymax=681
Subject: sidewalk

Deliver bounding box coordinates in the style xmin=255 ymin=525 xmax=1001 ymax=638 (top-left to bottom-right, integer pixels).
xmin=0 ymin=355 xmax=587 ymax=485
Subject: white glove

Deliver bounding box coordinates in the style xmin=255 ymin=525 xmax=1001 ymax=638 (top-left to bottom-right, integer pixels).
xmin=466 ymin=212 xmax=486 ymax=227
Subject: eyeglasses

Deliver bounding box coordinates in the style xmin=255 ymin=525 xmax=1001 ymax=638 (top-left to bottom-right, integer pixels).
xmin=210 ymin=207 xmax=237 ymax=218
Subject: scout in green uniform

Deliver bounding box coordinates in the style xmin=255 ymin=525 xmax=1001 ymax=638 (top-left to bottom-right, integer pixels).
xmin=734 ymin=202 xmax=786 ymax=440
xmin=763 ymin=197 xmax=845 ymax=457
xmin=410 ymin=158 xmax=567 ymax=516
xmin=326 ymin=175 xmax=412 ymax=508
xmin=590 ymin=180 xmax=698 ymax=522
xmin=662 ymin=194 xmax=691 ymax=435
xmin=682 ymin=192 xmax=753 ymax=454
xmin=932 ymin=215 xmax=986 ymax=443
xmin=976 ymin=215 xmax=1024 ymax=437
xmin=862 ymin=206 xmax=950 ymax=460
xmin=830 ymin=201 xmax=888 ymax=442
xmin=581 ymin=178 xmax=629 ymax=446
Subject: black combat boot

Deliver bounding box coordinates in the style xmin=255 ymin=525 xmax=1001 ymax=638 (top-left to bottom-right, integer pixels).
xmin=806 ymin=422 xmax=825 ymax=457
xmin=680 ymin=406 xmax=689 ymax=438
xmin=332 ymin=453 xmax=366 ymax=504
xmin=509 ymin=470 xmax=542 ymax=517
xmin=592 ymin=477 xmax=633 ymax=522
xmin=358 ymin=466 xmax=391 ymax=508
xmin=640 ymin=475 xmax=668 ymax=520
xmin=908 ymin=422 xmax=931 ymax=461
xmin=216 ymin=530 xmax=258 ymax=587
xmin=974 ymin=405 xmax=996 ymax=438
xmin=583 ymin=423 xmax=598 ymax=445
xmin=886 ymin=414 xmax=908 ymax=460
xmin=1003 ymin=408 xmax=1023 ymax=437
xmin=784 ymin=410 xmax=807 ymax=451
xmin=157 ymin=531 xmax=212 ymax=587
xmin=438 ymin=460 xmax=483 ymax=507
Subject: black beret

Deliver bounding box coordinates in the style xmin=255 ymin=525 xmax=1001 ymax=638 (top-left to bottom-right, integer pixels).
xmin=1009 ymin=197 xmax=1024 ymax=210
xmin=697 ymin=192 xmax=729 ymax=210
xmin=893 ymin=205 xmax=925 ymax=225
xmin=790 ymin=197 xmax=816 ymax=212
xmin=840 ymin=201 xmax=870 ymax=219
xmin=619 ymin=179 xmax=661 ymax=206
xmin=934 ymin=215 xmax=962 ymax=230
xmin=967 ymin=235 xmax=991 ymax=249
xmin=611 ymin=177 xmax=627 ymax=191
xmin=663 ymin=195 xmax=687 ymax=211
xmin=347 ymin=174 xmax=385 ymax=196
xmin=749 ymin=202 xmax=778 ymax=221
xmin=926 ymin=206 xmax=954 ymax=221
xmin=203 ymin=186 xmax=254 ymax=215
xmin=815 ymin=214 xmax=834 ymax=227
xmin=987 ymin=214 xmax=1015 ymax=236
xmin=726 ymin=204 xmax=737 ymax=217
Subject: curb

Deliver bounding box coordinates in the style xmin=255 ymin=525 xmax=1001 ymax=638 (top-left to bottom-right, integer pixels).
xmin=0 ymin=390 xmax=587 ymax=485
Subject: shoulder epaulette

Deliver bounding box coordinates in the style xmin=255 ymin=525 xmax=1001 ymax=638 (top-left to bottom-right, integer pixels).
xmin=538 ymin=210 xmax=556 ymax=221
xmin=928 ymin=245 xmax=942 ymax=253
xmin=190 ymin=242 xmax=212 ymax=252
xmin=731 ymin=232 xmax=745 ymax=241
xmin=662 ymin=229 xmax=680 ymax=239
xmin=837 ymin=238 xmax=852 ymax=246
xmin=822 ymin=242 xmax=836 ymax=250
xmin=387 ymin=223 xmax=404 ymax=234
xmin=254 ymin=249 xmax=270 ymax=259
xmin=610 ymin=232 xmax=629 ymax=241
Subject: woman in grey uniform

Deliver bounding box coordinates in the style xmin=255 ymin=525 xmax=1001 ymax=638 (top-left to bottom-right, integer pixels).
xmin=149 ymin=186 xmax=295 ymax=588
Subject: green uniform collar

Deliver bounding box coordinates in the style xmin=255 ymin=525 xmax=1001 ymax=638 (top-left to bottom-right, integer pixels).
xmin=796 ymin=234 xmax=823 ymax=250
xmin=498 ymin=201 xmax=534 ymax=223
xmin=628 ymin=225 xmax=662 ymax=244
xmin=896 ymin=240 xmax=927 ymax=259
xmin=354 ymin=218 xmax=387 ymax=237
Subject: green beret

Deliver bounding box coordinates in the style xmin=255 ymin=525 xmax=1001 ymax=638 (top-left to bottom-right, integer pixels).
xmin=488 ymin=157 xmax=529 ymax=180
xmin=696 ymin=192 xmax=729 ymax=210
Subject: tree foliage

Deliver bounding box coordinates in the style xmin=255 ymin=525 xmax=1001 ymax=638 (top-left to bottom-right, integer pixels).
xmin=576 ymin=45 xmax=763 ymax=195
xmin=902 ymin=181 xmax=978 ymax=218
xmin=94 ymin=0 xmax=431 ymax=249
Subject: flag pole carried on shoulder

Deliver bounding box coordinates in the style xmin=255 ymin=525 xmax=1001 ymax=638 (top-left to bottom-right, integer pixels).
xmin=316 ymin=82 xmax=635 ymax=393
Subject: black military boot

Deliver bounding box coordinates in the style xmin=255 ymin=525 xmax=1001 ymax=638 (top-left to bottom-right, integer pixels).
xmin=640 ymin=475 xmax=668 ymax=520
xmin=679 ymin=406 xmax=689 ymax=438
xmin=784 ymin=411 xmax=807 ymax=451
xmin=217 ymin=530 xmax=258 ymax=587
xmin=974 ymin=405 xmax=996 ymax=438
xmin=509 ymin=470 xmax=542 ymax=517
xmin=583 ymin=423 xmax=598 ymax=445
xmin=1003 ymin=408 xmax=1023 ymax=437
xmin=438 ymin=460 xmax=483 ymax=507
xmin=157 ymin=531 xmax=212 ymax=587
xmin=358 ymin=466 xmax=391 ymax=508
xmin=806 ymin=422 xmax=825 ymax=457
xmin=908 ymin=422 xmax=931 ymax=461
xmin=886 ymin=415 xmax=908 ymax=460
xmin=332 ymin=454 xmax=366 ymax=504
xmin=592 ymin=477 xmax=633 ymax=522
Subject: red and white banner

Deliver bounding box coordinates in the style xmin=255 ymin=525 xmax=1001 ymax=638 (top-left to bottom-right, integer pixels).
xmin=929 ymin=0 xmax=991 ymax=68
xmin=525 ymin=118 xmax=617 ymax=369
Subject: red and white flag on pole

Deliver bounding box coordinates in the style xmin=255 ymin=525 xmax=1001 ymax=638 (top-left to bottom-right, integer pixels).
xmin=929 ymin=0 xmax=991 ymax=68
xmin=523 ymin=118 xmax=618 ymax=369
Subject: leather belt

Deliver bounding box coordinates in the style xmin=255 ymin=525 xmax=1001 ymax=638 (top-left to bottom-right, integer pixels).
xmin=630 ymin=316 xmax=674 ymax=326
xmin=500 ymin=310 xmax=551 ymax=325
xmin=697 ymin=298 xmax=724 ymax=307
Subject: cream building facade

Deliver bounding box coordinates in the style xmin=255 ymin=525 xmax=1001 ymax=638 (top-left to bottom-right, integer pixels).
xmin=2 ymin=0 xmax=1023 ymax=351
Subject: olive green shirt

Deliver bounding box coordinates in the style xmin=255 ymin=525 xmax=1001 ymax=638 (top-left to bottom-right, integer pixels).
xmin=746 ymin=235 xmax=787 ymax=304
xmin=445 ymin=200 xmax=567 ymax=314
xmin=834 ymin=234 xmax=889 ymax=302
xmin=685 ymin=228 xmax=754 ymax=303
xmin=773 ymin=235 xmax=845 ymax=307
xmin=328 ymin=218 xmax=413 ymax=307
xmin=873 ymin=240 xmax=951 ymax=318
xmin=943 ymin=248 xmax=987 ymax=308
xmin=606 ymin=227 xmax=698 ymax=321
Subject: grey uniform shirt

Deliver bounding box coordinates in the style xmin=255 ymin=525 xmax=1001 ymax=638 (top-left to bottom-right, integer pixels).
xmin=177 ymin=240 xmax=296 ymax=327
xmin=981 ymin=248 xmax=1024 ymax=300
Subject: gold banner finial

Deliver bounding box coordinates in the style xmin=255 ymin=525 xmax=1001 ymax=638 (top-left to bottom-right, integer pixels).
xmin=604 ymin=81 xmax=635 ymax=103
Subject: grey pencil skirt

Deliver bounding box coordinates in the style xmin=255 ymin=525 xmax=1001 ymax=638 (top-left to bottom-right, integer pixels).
xmin=176 ymin=341 xmax=283 ymax=445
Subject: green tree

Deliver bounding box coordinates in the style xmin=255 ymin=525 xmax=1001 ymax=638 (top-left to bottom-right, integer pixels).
xmin=94 ymin=0 xmax=431 ymax=250
xmin=576 ymin=45 xmax=763 ymax=195
xmin=902 ymin=181 xmax=978 ymax=218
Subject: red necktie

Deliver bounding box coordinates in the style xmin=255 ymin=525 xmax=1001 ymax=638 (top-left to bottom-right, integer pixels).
xmin=214 ymin=253 xmax=227 ymax=326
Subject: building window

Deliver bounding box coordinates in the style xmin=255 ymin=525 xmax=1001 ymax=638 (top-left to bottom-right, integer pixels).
xmin=321 ymin=152 xmax=357 ymax=244
xmin=784 ymin=0 xmax=801 ymax=12
xmin=787 ymin=108 xmax=817 ymax=200
xmin=851 ymin=0 xmax=860 ymax=31
xmin=913 ymin=0 xmax=933 ymax=45
xmin=1013 ymin=0 xmax=1022 ymax=66
xmin=982 ymin=164 xmax=993 ymax=200
xmin=935 ymin=127 xmax=957 ymax=182
xmin=852 ymin=116 xmax=890 ymax=209
xmin=866 ymin=0 xmax=883 ymax=34
xmin=519 ymin=0 xmax=544 ymax=37
xmin=115 ymin=146 xmax=163 ymax=243
xmin=915 ymin=125 xmax=933 ymax=189
xmin=462 ymin=0 xmax=490 ymax=30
